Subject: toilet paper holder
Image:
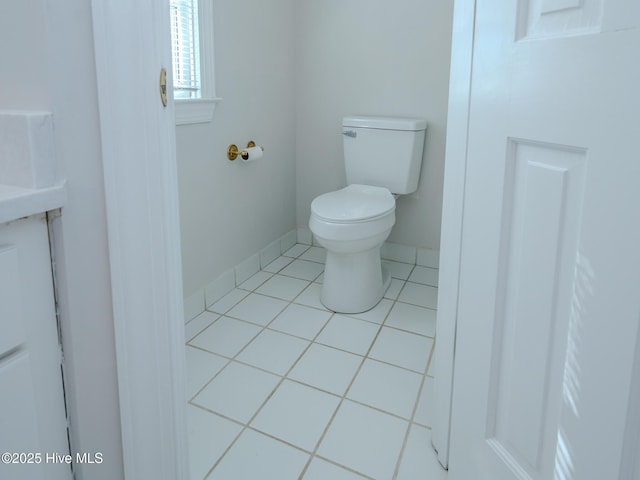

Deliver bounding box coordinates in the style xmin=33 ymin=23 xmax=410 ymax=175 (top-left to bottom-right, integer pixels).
xmin=227 ymin=141 xmax=264 ymax=161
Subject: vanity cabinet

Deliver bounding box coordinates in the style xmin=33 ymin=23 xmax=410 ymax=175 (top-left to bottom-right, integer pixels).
xmin=0 ymin=214 xmax=71 ymax=480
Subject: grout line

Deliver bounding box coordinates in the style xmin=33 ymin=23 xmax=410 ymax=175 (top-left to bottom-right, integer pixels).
xmin=187 ymin=247 xmax=440 ymax=479
xmin=201 ymin=290 xmax=337 ymax=478
xmin=184 ymin=316 xmax=219 ymax=343
xmin=305 ymin=454 xmax=376 ymax=480
xmin=392 ymin=338 xmax=438 ymax=479
xmin=205 ymin=290 xmax=251 ymax=316
xmin=297 ymin=288 xmax=400 ymax=479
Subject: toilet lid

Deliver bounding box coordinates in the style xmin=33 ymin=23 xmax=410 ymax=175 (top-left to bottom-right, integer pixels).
xmin=311 ymin=184 xmax=395 ymax=223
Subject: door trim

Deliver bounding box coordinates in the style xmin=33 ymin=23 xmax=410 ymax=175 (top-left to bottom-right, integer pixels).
xmin=91 ymin=2 xmax=189 ymax=478
xmin=432 ymin=0 xmax=476 ymax=469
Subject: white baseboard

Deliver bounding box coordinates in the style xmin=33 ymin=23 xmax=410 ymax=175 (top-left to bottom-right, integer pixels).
xmin=183 ymin=289 xmax=205 ymax=324
xmin=183 ymin=227 xmax=441 ymax=322
xmin=381 ymin=242 xmax=417 ymax=264
xmin=417 ymin=247 xmax=440 ymax=269
xmin=184 ymin=229 xmax=300 ymax=321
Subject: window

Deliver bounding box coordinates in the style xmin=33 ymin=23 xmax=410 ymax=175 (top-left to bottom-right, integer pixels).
xmin=170 ymin=0 xmax=200 ymax=99
xmin=169 ymin=0 xmax=220 ymax=124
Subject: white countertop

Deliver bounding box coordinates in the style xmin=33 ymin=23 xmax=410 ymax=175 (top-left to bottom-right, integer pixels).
xmin=0 ymin=182 xmax=67 ymax=224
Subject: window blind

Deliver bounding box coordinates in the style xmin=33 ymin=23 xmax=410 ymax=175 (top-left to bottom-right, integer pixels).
xmin=170 ymin=0 xmax=200 ymax=99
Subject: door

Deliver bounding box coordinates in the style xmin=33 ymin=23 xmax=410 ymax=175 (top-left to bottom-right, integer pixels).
xmin=0 ymin=215 xmax=71 ymax=480
xmin=448 ymin=0 xmax=640 ymax=479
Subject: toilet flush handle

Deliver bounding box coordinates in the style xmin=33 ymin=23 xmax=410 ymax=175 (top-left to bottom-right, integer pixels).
xmin=342 ymin=130 xmax=357 ymax=138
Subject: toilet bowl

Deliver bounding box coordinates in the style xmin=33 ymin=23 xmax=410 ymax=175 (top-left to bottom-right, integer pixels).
xmin=310 ymin=184 xmax=395 ymax=313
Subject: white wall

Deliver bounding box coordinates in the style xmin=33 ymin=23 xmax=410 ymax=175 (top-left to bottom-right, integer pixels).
xmin=177 ymin=0 xmax=296 ymax=297
xmin=295 ymin=0 xmax=454 ymax=250
xmin=178 ymin=1 xmax=453 ymax=296
xmin=0 ymin=1 xmax=123 ymax=478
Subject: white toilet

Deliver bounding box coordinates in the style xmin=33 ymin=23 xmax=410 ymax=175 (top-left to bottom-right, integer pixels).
xmin=309 ymin=115 xmax=427 ymax=313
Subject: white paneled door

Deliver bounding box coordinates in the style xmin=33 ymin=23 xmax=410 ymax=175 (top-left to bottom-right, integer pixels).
xmin=448 ymin=0 xmax=640 ymax=479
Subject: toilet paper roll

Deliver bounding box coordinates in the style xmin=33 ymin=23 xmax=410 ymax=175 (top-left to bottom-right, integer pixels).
xmin=241 ymin=146 xmax=263 ymax=163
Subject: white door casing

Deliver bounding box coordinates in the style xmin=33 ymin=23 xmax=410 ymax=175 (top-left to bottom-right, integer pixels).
xmin=447 ymin=0 xmax=640 ymax=479
xmin=91 ymin=1 xmax=189 ymax=479
xmin=432 ymin=0 xmax=477 ymax=468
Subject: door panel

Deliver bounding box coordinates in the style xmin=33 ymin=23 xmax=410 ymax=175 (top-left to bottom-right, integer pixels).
xmin=448 ymin=0 xmax=640 ymax=478
xmin=486 ymin=141 xmax=586 ymax=479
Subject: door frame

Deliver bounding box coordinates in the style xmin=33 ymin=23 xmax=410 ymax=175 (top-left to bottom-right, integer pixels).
xmin=432 ymin=0 xmax=475 ymax=469
xmin=91 ymin=1 xmax=189 ymax=478
xmin=90 ymin=0 xmax=479 ymax=478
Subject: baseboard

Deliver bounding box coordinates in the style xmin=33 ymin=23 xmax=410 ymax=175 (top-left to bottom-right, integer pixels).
xmin=183 ymin=227 xmax=441 ymax=322
xmin=184 ymin=228 xmax=300 ymax=321
xmin=183 ymin=289 xmax=205 ymax=323
xmin=299 ymin=226 xmax=439 ymax=269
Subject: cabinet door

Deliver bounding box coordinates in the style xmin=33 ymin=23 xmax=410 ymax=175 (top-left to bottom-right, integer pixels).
xmin=0 ymin=215 xmax=71 ymax=480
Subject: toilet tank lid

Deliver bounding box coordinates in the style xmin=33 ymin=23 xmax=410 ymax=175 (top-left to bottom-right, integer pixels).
xmin=343 ymin=115 xmax=427 ymax=131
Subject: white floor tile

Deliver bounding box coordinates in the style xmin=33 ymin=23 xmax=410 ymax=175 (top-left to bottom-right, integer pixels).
xmin=315 ymin=315 xmax=380 ymax=356
xmin=262 ymin=256 xmax=294 ymax=273
xmin=188 ymin=317 xmax=261 ymax=358
xmin=207 ymin=288 xmax=249 ymax=315
xmin=268 ymin=304 xmax=331 ymax=340
xmin=238 ymin=270 xmax=273 ymax=291
xmin=347 ymin=298 xmax=393 ymax=324
xmin=384 ymin=278 xmax=405 ymax=300
xmin=185 ymin=346 xmax=228 ymax=398
xmin=280 ymin=259 xmax=324 ymax=281
xmin=192 ymin=361 xmax=280 ymax=424
xmin=252 ymin=380 xmax=340 ymax=451
xmin=283 ymin=243 xmax=311 ymax=258
xmin=209 ymin=429 xmax=309 ymax=480
xmin=347 ymin=359 xmax=422 ymax=419
xmin=288 ymin=344 xmax=362 ymax=396
xmin=317 ymin=400 xmax=408 ymax=480
xmin=185 ymin=311 xmax=219 ymax=342
xmin=414 ymin=376 xmax=435 ymax=428
xmin=226 ymin=293 xmax=288 ymax=326
xmin=386 ymin=302 xmax=437 ymax=337
xmin=299 ymin=246 xmax=326 ymax=264
xmin=256 ymin=274 xmax=310 ymax=301
xmin=236 ymin=329 xmax=309 ymax=375
xmin=186 ymin=245 xmax=445 ymax=480
xmin=382 ymin=259 xmax=414 ymax=280
xmin=398 ymin=282 xmax=438 ymax=309
xmin=396 ymin=425 xmax=447 ymax=480
xmin=369 ymin=327 xmax=433 ymax=373
xmin=303 ymin=458 xmax=368 ymax=479
xmin=294 ymin=283 xmax=327 ymax=311
xmin=408 ymin=265 xmax=439 ymax=287
xmin=187 ymin=405 xmax=242 ymax=480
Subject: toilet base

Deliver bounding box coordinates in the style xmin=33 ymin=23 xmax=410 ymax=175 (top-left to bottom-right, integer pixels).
xmin=320 ymin=247 xmax=390 ymax=313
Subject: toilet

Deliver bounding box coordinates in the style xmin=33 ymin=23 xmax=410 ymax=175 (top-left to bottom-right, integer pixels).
xmin=309 ymin=115 xmax=427 ymax=313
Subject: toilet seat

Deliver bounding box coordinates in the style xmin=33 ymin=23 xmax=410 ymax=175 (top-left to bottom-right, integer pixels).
xmin=310 ymin=184 xmax=395 ymax=223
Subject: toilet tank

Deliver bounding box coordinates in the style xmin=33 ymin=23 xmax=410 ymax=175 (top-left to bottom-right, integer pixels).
xmin=342 ymin=116 xmax=427 ymax=194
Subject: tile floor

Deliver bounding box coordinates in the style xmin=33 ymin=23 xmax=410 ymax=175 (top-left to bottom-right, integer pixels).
xmin=184 ymin=244 xmax=448 ymax=480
